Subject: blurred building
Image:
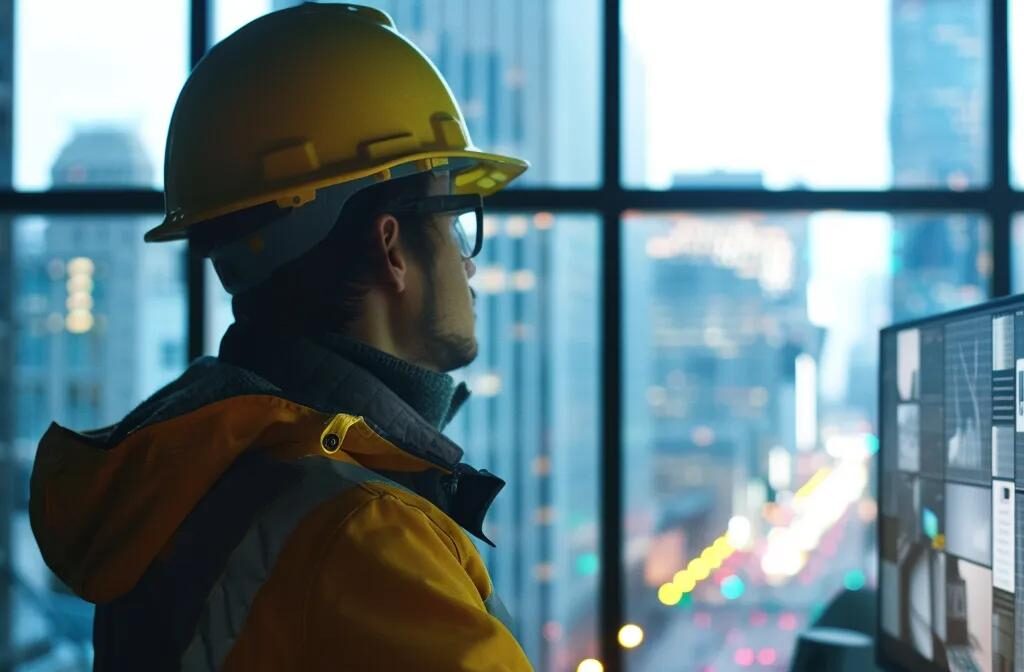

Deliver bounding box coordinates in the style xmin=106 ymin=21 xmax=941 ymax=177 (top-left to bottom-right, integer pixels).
xmin=15 ymin=125 xmax=183 ymax=447
xmin=624 ymin=210 xmax=818 ymax=551
xmin=273 ymin=0 xmax=599 ymax=187
xmin=888 ymin=214 xmax=989 ymax=324
xmin=7 ymin=125 xmax=184 ymax=668
xmin=0 ymin=0 xmax=16 ymax=664
xmin=890 ymin=0 xmax=987 ymax=188
xmin=890 ymin=0 xmax=989 ymax=323
xmin=50 ymin=127 xmax=153 ymax=187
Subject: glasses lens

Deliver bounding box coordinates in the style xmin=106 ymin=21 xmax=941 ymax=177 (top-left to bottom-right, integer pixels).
xmin=453 ymin=211 xmax=478 ymax=258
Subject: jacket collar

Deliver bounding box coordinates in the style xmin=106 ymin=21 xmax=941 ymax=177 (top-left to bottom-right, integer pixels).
xmin=217 ymin=321 xmax=502 ymax=545
xmin=309 ymin=331 xmax=471 ymax=432
xmin=218 ymin=320 xmax=467 ymax=469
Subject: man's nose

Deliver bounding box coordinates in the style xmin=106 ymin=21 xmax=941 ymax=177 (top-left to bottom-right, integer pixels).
xmin=464 ymin=257 xmax=476 ymax=279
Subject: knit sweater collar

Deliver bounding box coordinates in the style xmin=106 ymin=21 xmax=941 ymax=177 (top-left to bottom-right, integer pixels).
xmin=307 ymin=332 xmax=471 ymax=431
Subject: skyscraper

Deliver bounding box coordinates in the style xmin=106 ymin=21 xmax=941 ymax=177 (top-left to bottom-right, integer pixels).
xmin=890 ymin=0 xmax=987 ymax=188
xmin=889 ymin=0 xmax=989 ymax=322
xmin=620 ymin=207 xmax=857 ymax=671
xmin=8 ymin=125 xmax=185 ymax=668
xmin=26 ymin=125 xmax=185 ymax=439
xmin=0 ymin=0 xmax=17 ymax=661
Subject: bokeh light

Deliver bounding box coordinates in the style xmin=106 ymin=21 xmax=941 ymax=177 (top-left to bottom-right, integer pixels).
xmin=618 ymin=624 xmax=645 ymax=649
xmin=720 ymin=575 xmax=746 ymax=600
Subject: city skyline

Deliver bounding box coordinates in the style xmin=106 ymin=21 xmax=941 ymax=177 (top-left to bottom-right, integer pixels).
xmin=18 ymin=0 xmax=1024 ymax=190
xmin=0 ymin=2 xmax=1013 ymax=671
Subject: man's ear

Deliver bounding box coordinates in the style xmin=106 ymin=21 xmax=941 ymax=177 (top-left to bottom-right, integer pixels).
xmin=373 ymin=212 xmax=407 ymax=293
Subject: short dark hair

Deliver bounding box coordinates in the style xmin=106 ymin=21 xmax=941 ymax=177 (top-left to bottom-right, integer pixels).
xmin=204 ymin=172 xmax=438 ymax=335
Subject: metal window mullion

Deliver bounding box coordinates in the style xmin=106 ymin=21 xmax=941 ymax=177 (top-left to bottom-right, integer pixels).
xmin=0 ymin=187 xmax=1018 ymax=214
xmin=600 ymin=0 xmax=624 ymax=671
xmin=490 ymin=188 xmax=1021 ymax=212
xmin=0 ymin=216 xmax=11 ymax=664
xmin=992 ymin=0 xmax=1012 ymax=297
xmin=186 ymin=0 xmax=210 ymax=361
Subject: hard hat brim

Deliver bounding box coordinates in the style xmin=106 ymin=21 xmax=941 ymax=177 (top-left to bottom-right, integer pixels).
xmin=145 ymin=149 xmax=529 ymax=243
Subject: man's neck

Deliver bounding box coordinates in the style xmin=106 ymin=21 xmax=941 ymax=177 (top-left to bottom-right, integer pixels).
xmin=310 ymin=332 xmax=465 ymax=430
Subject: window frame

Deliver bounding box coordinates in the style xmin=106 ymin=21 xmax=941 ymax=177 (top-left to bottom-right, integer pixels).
xmin=0 ymin=2 xmax=1013 ymax=671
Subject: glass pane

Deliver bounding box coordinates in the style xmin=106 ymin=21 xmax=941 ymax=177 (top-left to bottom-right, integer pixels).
xmin=206 ymin=259 xmax=234 ymax=357
xmin=450 ymin=213 xmax=601 ymax=671
xmin=1011 ymin=215 xmax=1024 ymax=292
xmin=14 ymin=1 xmax=190 ymax=190
xmin=2 ymin=215 xmax=187 ymax=669
xmin=212 ymin=0 xmax=601 ymax=188
xmin=1012 ymin=0 xmax=1024 ymax=188
xmin=623 ymin=1 xmax=989 ymax=190
xmin=622 ymin=211 xmax=989 ymax=671
xmin=205 ymin=212 xmax=601 ymax=672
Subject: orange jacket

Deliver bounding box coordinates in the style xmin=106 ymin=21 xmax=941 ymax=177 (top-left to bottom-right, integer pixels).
xmin=30 ymin=349 xmax=534 ymax=671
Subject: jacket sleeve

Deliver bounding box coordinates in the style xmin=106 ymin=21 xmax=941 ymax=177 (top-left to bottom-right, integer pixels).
xmin=302 ymin=491 xmax=535 ymax=672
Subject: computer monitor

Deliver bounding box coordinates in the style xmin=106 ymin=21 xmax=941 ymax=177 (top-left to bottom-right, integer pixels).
xmin=878 ymin=296 xmax=1022 ymax=672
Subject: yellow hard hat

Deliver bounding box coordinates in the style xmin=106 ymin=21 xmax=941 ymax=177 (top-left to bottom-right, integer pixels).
xmin=145 ymin=2 xmax=528 ymax=244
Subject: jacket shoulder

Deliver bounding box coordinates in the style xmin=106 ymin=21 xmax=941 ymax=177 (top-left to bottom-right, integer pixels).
xmin=219 ymin=462 xmax=510 ymax=671
xmin=330 ymin=481 xmax=472 ymax=563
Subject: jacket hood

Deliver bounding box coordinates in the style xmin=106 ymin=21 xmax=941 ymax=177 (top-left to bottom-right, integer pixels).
xmin=29 ymin=356 xmax=460 ymax=605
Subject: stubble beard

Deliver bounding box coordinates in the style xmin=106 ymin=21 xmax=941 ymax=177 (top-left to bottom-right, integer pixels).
xmin=421 ymin=280 xmax=478 ymax=372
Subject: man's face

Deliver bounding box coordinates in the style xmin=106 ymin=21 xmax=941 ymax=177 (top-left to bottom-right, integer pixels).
xmin=406 ymin=174 xmax=479 ymax=372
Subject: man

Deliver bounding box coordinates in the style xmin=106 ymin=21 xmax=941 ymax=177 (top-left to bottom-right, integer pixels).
xmin=29 ymin=3 xmax=534 ymax=670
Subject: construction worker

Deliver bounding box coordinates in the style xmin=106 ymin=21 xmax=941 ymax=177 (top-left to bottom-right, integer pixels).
xmin=29 ymin=3 xmax=534 ymax=670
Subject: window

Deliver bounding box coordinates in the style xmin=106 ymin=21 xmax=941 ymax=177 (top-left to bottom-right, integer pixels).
xmin=205 ymin=258 xmax=233 ymax=355
xmin=4 ymin=216 xmax=186 ymax=668
xmin=13 ymin=1 xmax=189 ymax=189
xmin=622 ymin=211 xmax=989 ymax=670
xmin=212 ymin=0 xmax=602 ymax=188
xmin=446 ymin=213 xmax=601 ymax=670
xmin=624 ymin=0 xmax=988 ymax=190
xmin=160 ymin=339 xmax=184 ymax=370
xmin=1014 ymin=215 xmax=1024 ymax=292
xmin=1 ymin=2 xmax=1020 ymax=672
xmin=1013 ymin=0 xmax=1024 ymax=187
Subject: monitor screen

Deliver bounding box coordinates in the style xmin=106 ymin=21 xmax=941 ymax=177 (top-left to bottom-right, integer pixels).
xmin=878 ymin=297 xmax=1022 ymax=672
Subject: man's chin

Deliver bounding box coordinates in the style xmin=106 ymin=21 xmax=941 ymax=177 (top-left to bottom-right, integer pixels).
xmin=433 ymin=332 xmax=478 ymax=372
xmin=463 ymin=338 xmax=479 ymax=367
xmin=452 ymin=337 xmax=479 ymax=371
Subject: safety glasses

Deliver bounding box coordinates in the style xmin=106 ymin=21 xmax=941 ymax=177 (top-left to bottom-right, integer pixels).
xmin=387 ymin=193 xmax=485 ymax=260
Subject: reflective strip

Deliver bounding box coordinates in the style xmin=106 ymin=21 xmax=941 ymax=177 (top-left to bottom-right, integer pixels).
xmin=484 ymin=591 xmax=516 ymax=635
xmin=180 ymin=457 xmax=406 ymax=671
xmin=93 ymin=451 xmax=298 ymax=670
